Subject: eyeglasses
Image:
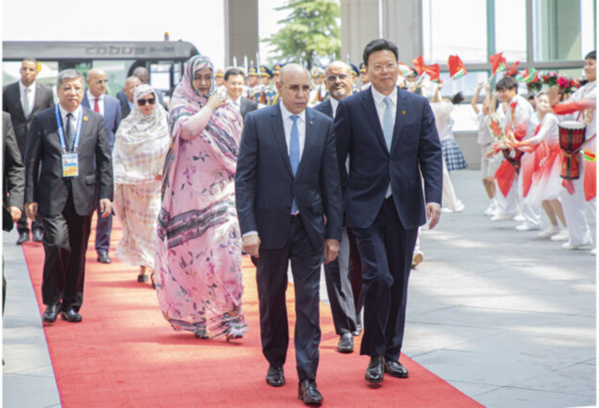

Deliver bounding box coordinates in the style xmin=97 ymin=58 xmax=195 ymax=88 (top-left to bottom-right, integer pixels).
xmin=369 ymin=63 xmax=398 ymax=73
xmin=137 ymin=98 xmax=156 ymax=106
xmin=282 ymin=83 xmax=312 ymax=94
xmin=326 ymin=73 xmax=349 ymax=83
xmin=95 ymin=79 xmax=109 ymax=85
xmin=194 ymin=74 xmax=212 ymax=82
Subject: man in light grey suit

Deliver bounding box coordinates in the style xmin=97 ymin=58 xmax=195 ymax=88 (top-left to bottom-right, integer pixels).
xmin=3 ymin=58 xmax=55 ymax=244
xmin=224 ymin=68 xmax=258 ymax=120
xmin=81 ymin=68 xmax=121 ymax=264
xmin=236 ymin=64 xmax=342 ymax=406
xmin=313 ymin=61 xmax=362 ymax=354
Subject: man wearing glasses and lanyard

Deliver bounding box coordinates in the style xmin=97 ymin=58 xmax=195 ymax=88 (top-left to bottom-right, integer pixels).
xmin=24 ymin=69 xmax=113 ymax=324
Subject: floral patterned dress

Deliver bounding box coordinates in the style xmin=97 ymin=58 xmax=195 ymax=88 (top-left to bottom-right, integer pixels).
xmin=155 ymin=55 xmax=247 ymax=338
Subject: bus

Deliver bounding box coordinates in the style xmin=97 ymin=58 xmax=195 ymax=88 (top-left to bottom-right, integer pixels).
xmin=3 ymin=39 xmax=200 ymax=106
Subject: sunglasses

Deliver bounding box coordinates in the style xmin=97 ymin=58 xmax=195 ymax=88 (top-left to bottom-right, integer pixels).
xmin=137 ymin=98 xmax=156 ymax=106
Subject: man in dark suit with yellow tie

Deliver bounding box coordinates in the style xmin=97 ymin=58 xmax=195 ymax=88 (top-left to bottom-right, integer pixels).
xmin=236 ymin=64 xmax=342 ymax=406
xmin=335 ymin=39 xmax=443 ymax=384
xmin=24 ymin=69 xmax=113 ymax=324
xmin=3 ymin=58 xmax=55 ymax=244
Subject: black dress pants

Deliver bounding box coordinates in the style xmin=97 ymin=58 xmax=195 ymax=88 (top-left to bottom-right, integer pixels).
xmin=352 ymin=196 xmax=418 ymax=361
xmin=41 ymin=189 xmax=93 ymax=312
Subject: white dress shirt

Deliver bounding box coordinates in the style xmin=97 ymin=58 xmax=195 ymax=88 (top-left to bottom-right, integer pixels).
xmin=230 ymin=96 xmax=242 ymax=112
xmin=87 ymin=91 xmax=105 ymax=116
xmin=371 ymin=85 xmax=398 ymax=133
xmin=19 ymin=81 xmax=36 ymax=118
xmin=57 ymin=104 xmax=83 ymax=147
xmin=280 ymin=102 xmax=306 ymax=160
xmin=330 ymin=97 xmax=339 ymax=119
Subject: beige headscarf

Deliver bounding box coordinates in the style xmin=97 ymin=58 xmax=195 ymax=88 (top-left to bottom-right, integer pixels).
xmin=112 ymin=84 xmax=170 ymax=184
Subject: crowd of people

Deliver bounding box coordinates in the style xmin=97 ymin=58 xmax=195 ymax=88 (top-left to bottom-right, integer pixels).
xmin=2 ymin=42 xmax=595 ymax=406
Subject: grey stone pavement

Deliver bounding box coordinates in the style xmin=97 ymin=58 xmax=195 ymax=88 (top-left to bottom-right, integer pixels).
xmin=2 ymin=169 xmax=597 ymax=408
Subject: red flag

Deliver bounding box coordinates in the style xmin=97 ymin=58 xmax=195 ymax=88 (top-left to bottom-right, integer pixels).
xmin=489 ymin=52 xmax=507 ymax=76
xmin=447 ymin=55 xmax=467 ymax=79
xmin=505 ymin=61 xmax=520 ymax=77
xmin=412 ymin=56 xmax=425 ymax=75
xmin=424 ymin=64 xmax=441 ymax=82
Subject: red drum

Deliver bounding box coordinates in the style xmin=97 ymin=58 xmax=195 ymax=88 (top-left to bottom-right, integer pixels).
xmin=558 ymin=121 xmax=586 ymax=180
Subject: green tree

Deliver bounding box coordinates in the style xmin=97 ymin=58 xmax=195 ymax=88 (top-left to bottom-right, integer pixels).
xmin=263 ymin=0 xmax=341 ymax=70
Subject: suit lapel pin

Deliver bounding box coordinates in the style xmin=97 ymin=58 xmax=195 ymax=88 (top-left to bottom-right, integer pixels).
xmin=83 ymin=116 xmax=89 ymax=122
xmin=401 ymin=110 xmax=406 ymax=115
xmin=310 ymin=120 xmax=313 ymax=126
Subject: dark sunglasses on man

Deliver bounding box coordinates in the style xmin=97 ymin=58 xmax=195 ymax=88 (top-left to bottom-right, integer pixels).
xmin=137 ymin=97 xmax=156 ymax=106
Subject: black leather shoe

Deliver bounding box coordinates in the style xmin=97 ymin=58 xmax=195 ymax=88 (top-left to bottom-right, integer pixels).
xmin=365 ymin=355 xmax=385 ymax=383
xmin=266 ymin=365 xmax=285 ymax=387
xmin=32 ymin=228 xmax=43 ymax=242
xmin=298 ymin=379 xmax=323 ymax=406
xmin=337 ymin=332 xmax=354 ymax=353
xmin=61 ymin=308 xmax=82 ymax=323
xmin=384 ymin=359 xmax=409 ymax=378
xmin=42 ymin=304 xmax=61 ymax=323
xmin=97 ymin=252 xmax=111 ymax=264
xmin=16 ymin=232 xmax=29 ymax=245
xmin=353 ymin=313 xmax=362 ymax=336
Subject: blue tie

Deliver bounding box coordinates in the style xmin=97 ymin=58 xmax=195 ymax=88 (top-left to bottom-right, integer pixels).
xmin=383 ymin=97 xmax=393 ymax=198
xmin=289 ymin=115 xmax=300 ymax=213
xmin=383 ymin=97 xmax=394 ymax=151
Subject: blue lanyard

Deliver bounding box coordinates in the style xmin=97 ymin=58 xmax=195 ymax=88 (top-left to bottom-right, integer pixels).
xmin=55 ymin=105 xmax=83 ymax=152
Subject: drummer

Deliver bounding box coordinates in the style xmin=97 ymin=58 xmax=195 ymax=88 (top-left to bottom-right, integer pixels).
xmin=549 ymin=50 xmax=596 ymax=252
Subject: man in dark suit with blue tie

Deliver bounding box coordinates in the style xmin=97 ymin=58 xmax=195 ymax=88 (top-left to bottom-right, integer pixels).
xmin=24 ymin=69 xmax=113 ymax=324
xmin=335 ymin=39 xmax=443 ymax=384
xmin=81 ymin=68 xmax=121 ymax=264
xmin=314 ymin=61 xmax=362 ymax=354
xmin=236 ymin=64 xmax=343 ymax=406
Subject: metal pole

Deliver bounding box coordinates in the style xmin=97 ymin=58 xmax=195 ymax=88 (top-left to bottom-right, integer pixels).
xmin=378 ymin=0 xmax=384 ymax=38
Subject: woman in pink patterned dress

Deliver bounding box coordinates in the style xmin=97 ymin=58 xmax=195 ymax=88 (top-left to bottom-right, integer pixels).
xmin=155 ymin=55 xmax=247 ymax=340
xmin=113 ymin=84 xmax=170 ymax=285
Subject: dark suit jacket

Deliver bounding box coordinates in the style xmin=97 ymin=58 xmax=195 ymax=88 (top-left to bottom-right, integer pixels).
xmin=239 ymin=97 xmax=258 ymax=120
xmin=3 ymin=112 xmax=25 ymax=231
xmin=313 ymin=99 xmax=334 ymax=119
xmin=3 ymin=81 xmax=55 ymax=156
xmin=335 ymin=86 xmax=442 ymax=231
xmin=236 ymin=104 xmax=343 ymax=251
xmin=24 ymin=106 xmax=113 ymax=217
xmin=121 ymin=101 xmax=132 ymax=119
xmin=82 ymin=94 xmax=122 ymax=151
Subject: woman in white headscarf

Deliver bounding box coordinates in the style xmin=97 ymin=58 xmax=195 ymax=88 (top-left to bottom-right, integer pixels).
xmin=112 ymin=84 xmax=170 ymax=286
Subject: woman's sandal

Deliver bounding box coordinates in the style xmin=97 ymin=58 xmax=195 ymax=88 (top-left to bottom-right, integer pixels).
xmin=137 ymin=266 xmax=148 ymax=283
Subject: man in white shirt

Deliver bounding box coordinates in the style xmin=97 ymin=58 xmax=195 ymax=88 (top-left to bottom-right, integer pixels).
xmin=81 ymin=68 xmax=121 ymax=264
xmin=120 ymin=76 xmax=142 ymax=119
xmin=224 ymin=68 xmax=258 ymax=120
xmin=235 ymin=64 xmax=342 ymax=406
xmin=3 ymin=58 xmax=55 ymax=244
xmin=314 ymin=61 xmax=363 ymax=353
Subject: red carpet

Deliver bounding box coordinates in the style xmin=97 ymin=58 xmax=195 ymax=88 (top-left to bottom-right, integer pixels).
xmin=22 ymin=216 xmax=483 ymax=407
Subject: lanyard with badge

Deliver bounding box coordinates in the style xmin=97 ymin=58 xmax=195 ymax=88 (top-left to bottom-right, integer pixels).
xmin=55 ymin=105 xmax=83 ymax=177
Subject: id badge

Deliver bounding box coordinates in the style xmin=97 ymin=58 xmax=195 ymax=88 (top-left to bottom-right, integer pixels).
xmin=62 ymin=153 xmax=79 ymax=177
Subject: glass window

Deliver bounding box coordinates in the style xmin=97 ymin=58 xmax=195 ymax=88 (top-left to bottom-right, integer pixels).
xmin=495 ymin=0 xmax=527 ymax=62
xmin=422 ymin=0 xmax=488 ymax=63
xmin=533 ymin=0 xmax=595 ymax=61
